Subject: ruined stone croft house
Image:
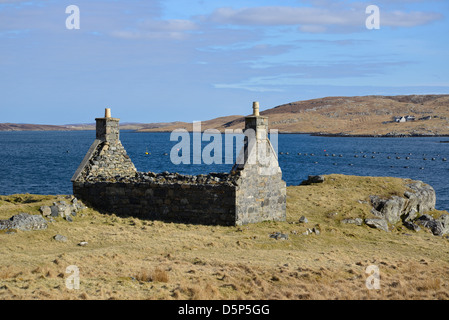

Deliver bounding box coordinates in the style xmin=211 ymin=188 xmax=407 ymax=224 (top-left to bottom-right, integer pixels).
xmin=71 ymin=103 xmax=286 ymax=226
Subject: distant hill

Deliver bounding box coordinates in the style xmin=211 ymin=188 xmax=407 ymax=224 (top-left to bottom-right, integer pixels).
xmin=257 ymin=94 xmax=449 ymax=136
xmin=2 ymin=94 xmax=449 ymax=136
xmin=0 ymin=122 xmax=166 ymax=131
xmin=0 ymin=123 xmax=71 ymax=131
xmin=137 ymin=94 xmax=449 ymax=136
xmin=136 ymin=115 xmax=243 ymax=133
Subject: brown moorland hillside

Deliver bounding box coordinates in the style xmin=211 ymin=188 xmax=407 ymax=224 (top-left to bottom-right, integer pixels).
xmin=3 ymin=95 xmax=448 ymax=136
xmin=136 ymin=115 xmax=243 ymax=133
xmin=137 ymin=94 xmax=449 ymax=136
xmin=0 ymin=123 xmax=71 ymax=131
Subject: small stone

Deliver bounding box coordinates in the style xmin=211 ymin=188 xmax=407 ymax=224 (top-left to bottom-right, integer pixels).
xmin=365 ymin=218 xmax=389 ymax=232
xmin=312 ymin=227 xmax=320 ymax=235
xmin=50 ymin=206 xmax=59 ymax=217
xmin=416 ymin=215 xmax=441 ymax=235
xmin=61 ymin=206 xmax=72 ymax=218
xmin=65 ymin=216 xmax=73 ymax=222
xmin=271 ymin=275 xmax=280 ymax=281
xmin=54 ymin=234 xmax=67 ymax=242
xmin=403 ymin=221 xmax=421 ymax=232
xmin=278 ymin=233 xmax=288 ymax=240
xmin=430 ymin=221 xmax=446 ymax=236
xmin=436 ymin=214 xmax=449 ymax=228
xmin=300 ymin=175 xmax=325 ymax=185
xmin=327 ymin=212 xmax=338 ymax=218
xmin=299 ymin=216 xmax=308 ymax=223
xmin=417 ymin=214 xmax=434 ymax=222
xmin=341 ymin=218 xmax=363 ymax=226
xmin=40 ymin=206 xmax=52 ymax=217
xmin=269 ymin=232 xmax=288 ymax=240
xmin=403 ymin=208 xmax=419 ymax=222
xmin=78 ymin=241 xmax=88 ymax=246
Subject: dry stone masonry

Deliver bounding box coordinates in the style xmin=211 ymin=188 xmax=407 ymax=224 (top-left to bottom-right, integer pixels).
xmin=72 ymin=109 xmax=137 ymax=182
xmin=72 ymin=105 xmax=286 ymax=226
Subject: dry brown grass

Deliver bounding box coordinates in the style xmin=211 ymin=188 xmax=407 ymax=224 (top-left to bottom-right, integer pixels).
xmin=1 ymin=174 xmax=449 ymax=300
xmin=135 ymin=268 xmax=169 ymax=283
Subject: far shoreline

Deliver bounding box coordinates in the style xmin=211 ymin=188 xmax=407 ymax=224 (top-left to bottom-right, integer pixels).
xmin=2 ymin=128 xmax=449 ymax=139
xmin=132 ymin=130 xmax=449 ymax=139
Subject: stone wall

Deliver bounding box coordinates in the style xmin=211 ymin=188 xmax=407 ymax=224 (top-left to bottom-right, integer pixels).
xmin=235 ymin=164 xmax=286 ymax=225
xmin=72 ymin=106 xmax=287 ymax=226
xmin=73 ymin=172 xmax=238 ymax=225
xmin=79 ymin=140 xmax=136 ymax=180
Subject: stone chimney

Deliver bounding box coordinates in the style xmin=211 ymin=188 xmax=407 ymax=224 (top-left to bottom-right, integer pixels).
xmin=232 ymin=101 xmax=272 ymax=170
xmin=96 ymin=108 xmax=120 ymax=142
xmin=245 ymin=101 xmax=268 ymax=142
xmin=233 ymin=101 xmax=286 ymax=225
xmin=72 ymin=108 xmax=136 ymax=182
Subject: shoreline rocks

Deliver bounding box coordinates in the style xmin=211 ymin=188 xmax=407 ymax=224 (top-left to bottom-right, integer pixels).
xmin=369 ymin=181 xmax=436 ymax=225
xmin=0 ymin=213 xmax=48 ymax=231
xmin=300 ymin=175 xmax=325 ymax=186
xmin=40 ymin=198 xmax=86 ymax=220
xmin=365 ymin=218 xmax=390 ymax=232
xmin=416 ymin=214 xmax=449 ymax=236
xmin=338 ymin=179 xmax=447 ymax=236
xmin=1 ymin=197 xmax=86 ymax=233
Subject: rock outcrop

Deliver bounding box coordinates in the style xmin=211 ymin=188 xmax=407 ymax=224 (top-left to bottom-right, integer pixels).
xmin=300 ymin=175 xmax=325 ymax=185
xmin=342 ymin=179 xmax=446 ymax=236
xmin=369 ymin=181 xmax=436 ymax=225
xmin=365 ymin=218 xmax=390 ymax=232
xmin=0 ymin=213 xmax=48 ymax=231
xmin=40 ymin=198 xmax=86 ymax=220
xmin=416 ymin=214 xmax=449 ymax=236
xmin=0 ymin=197 xmax=87 ymax=233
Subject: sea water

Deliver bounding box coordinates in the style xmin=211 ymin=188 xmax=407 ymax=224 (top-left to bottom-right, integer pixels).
xmin=0 ymin=131 xmax=447 ymax=210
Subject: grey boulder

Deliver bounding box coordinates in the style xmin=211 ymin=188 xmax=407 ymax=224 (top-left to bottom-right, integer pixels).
xmin=0 ymin=213 xmax=48 ymax=231
xmin=365 ymin=218 xmax=390 ymax=232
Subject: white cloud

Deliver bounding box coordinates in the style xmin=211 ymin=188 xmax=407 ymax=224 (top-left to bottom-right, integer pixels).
xmin=203 ymin=5 xmax=443 ymax=32
xmin=0 ymin=0 xmax=30 ymax=2
xmin=207 ymin=6 xmax=358 ymax=26
xmin=112 ymin=19 xmax=198 ymax=40
xmin=298 ymin=24 xmax=328 ymax=33
xmin=381 ymin=10 xmax=443 ymax=27
xmin=138 ymin=19 xmax=198 ymax=32
xmin=214 ymin=82 xmax=285 ymax=93
xmin=111 ymin=30 xmax=190 ymax=40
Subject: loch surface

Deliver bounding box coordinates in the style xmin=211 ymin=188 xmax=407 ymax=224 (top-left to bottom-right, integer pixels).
xmin=0 ymin=131 xmax=448 ymax=210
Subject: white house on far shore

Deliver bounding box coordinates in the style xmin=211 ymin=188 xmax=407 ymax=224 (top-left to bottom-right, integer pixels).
xmin=394 ymin=115 xmax=415 ymax=123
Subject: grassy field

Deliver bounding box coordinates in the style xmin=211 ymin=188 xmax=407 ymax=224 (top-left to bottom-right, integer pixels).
xmin=1 ymin=174 xmax=448 ymax=300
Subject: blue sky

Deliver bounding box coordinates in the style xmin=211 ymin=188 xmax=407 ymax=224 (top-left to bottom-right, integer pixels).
xmin=1 ymin=0 xmax=448 ymax=124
